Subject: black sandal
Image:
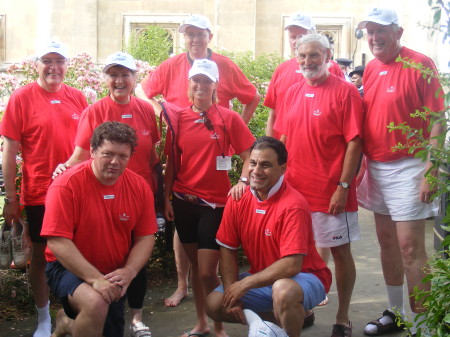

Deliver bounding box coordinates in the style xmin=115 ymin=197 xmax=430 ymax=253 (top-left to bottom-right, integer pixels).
xmin=363 ymin=310 xmax=405 ymax=336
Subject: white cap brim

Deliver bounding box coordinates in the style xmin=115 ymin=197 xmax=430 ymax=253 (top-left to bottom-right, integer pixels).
xmin=179 ymin=23 xmax=210 ymax=33
xmin=103 ymin=63 xmax=136 ymax=73
xmin=189 ymin=70 xmax=218 ymax=82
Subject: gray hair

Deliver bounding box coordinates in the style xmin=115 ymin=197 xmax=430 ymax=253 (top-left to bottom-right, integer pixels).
xmin=295 ymin=33 xmax=331 ymax=52
xmin=391 ymin=23 xmax=401 ymax=32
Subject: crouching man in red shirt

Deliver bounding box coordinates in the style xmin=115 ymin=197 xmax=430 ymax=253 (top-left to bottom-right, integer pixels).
xmin=206 ymin=137 xmax=331 ymax=337
xmin=41 ymin=122 xmax=157 ymax=337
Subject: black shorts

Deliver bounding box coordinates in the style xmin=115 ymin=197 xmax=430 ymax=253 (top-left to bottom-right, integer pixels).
xmin=46 ymin=261 xmax=126 ymax=337
xmin=172 ymin=196 xmax=223 ymax=250
xmin=25 ymin=205 xmax=46 ymax=243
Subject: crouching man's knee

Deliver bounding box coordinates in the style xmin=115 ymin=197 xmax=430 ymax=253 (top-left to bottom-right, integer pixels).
xmin=272 ymin=278 xmax=304 ymax=312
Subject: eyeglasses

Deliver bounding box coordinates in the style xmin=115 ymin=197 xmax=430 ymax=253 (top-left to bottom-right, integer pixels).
xmin=39 ymin=58 xmax=67 ymax=66
xmin=184 ymin=32 xmax=209 ymax=40
xmin=200 ymin=111 xmax=213 ymax=131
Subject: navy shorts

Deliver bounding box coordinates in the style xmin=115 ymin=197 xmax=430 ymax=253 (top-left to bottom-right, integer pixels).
xmin=46 ymin=261 xmax=126 ymax=337
xmin=172 ymin=196 xmax=223 ymax=250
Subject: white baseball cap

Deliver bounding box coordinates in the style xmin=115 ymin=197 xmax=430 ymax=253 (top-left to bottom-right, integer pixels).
xmin=179 ymin=14 xmax=212 ymax=33
xmin=244 ymin=309 xmax=288 ymax=337
xmin=358 ymin=8 xmax=399 ymax=29
xmin=188 ymin=59 xmax=219 ymax=82
xmin=38 ymin=40 xmax=68 ymax=59
xmin=284 ymin=12 xmax=316 ymax=31
xmin=103 ymin=52 xmax=137 ymax=73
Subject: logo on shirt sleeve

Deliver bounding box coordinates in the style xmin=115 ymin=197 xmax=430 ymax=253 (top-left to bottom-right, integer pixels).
xmin=264 ymin=229 xmax=272 ymax=236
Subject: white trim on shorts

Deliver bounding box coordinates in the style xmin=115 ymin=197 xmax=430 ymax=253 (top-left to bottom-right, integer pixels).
xmin=311 ymin=211 xmax=360 ymax=248
xmin=357 ymin=157 xmax=439 ymax=221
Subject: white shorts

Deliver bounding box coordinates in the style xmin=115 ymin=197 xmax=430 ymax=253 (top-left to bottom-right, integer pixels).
xmin=357 ymin=157 xmax=439 ymax=221
xmin=311 ymin=211 xmax=360 ymax=248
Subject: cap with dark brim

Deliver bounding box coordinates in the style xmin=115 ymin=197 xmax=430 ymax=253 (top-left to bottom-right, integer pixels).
xmin=336 ymin=58 xmax=353 ymax=67
xmin=349 ymin=65 xmax=365 ymax=77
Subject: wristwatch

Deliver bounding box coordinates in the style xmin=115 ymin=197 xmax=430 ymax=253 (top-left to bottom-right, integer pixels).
xmin=238 ymin=177 xmax=249 ymax=185
xmin=338 ymin=182 xmax=350 ymax=189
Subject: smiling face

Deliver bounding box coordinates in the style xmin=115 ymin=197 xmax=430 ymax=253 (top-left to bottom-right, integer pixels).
xmin=366 ymin=22 xmax=403 ymax=63
xmin=249 ymin=148 xmax=286 ymax=201
xmin=90 ymin=140 xmax=132 ymax=185
xmin=297 ymin=41 xmax=331 ymax=83
xmin=105 ymin=66 xmax=136 ymax=104
xmin=287 ymin=26 xmax=308 ymax=54
xmin=189 ymin=74 xmax=217 ymax=103
xmin=184 ymin=26 xmax=212 ymax=59
xmin=36 ymin=53 xmax=68 ymax=92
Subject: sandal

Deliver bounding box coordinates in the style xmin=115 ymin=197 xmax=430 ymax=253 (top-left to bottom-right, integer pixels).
xmin=130 ymin=322 xmax=151 ymax=337
xmin=331 ymin=321 xmax=352 ymax=337
xmin=363 ymin=310 xmax=405 ymax=336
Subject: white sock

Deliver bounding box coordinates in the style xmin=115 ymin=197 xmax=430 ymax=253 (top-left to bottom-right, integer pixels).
xmin=33 ymin=301 xmax=51 ymax=337
xmin=387 ymin=284 xmax=406 ymax=317
xmin=364 ymin=285 xmax=405 ymax=335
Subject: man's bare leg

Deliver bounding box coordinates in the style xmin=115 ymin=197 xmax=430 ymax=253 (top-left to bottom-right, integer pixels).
xmin=396 ymin=220 xmax=430 ymax=313
xmin=51 ymin=309 xmax=73 ymax=337
xmin=330 ymin=243 xmax=355 ymax=326
xmin=364 ymin=213 xmax=406 ymax=335
xmin=68 ymin=283 xmax=109 ymax=337
xmin=317 ymin=247 xmax=330 ymax=306
xmin=272 ymin=279 xmax=303 ymax=337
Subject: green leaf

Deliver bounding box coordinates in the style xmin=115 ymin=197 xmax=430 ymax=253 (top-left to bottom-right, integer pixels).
xmin=433 ymin=7 xmax=442 ymax=25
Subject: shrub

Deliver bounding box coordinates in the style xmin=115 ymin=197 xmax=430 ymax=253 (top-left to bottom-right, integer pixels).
xmin=125 ymin=25 xmax=173 ymax=66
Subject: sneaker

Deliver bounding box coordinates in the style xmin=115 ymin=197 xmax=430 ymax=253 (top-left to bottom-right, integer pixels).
xmin=130 ymin=322 xmax=151 ymax=337
xmin=331 ymin=321 xmax=352 ymax=337
xmin=0 ymin=222 xmax=12 ymax=269
xmin=10 ymin=218 xmax=31 ymax=269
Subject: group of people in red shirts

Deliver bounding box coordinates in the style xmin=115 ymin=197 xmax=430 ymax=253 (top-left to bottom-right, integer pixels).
xmin=0 ymin=6 xmax=444 ymax=337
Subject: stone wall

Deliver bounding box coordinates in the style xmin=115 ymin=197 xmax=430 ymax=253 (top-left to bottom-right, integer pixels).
xmin=0 ymin=0 xmax=445 ymax=70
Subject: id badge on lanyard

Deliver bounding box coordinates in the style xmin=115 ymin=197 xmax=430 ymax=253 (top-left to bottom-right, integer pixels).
xmin=216 ymin=156 xmax=232 ymax=170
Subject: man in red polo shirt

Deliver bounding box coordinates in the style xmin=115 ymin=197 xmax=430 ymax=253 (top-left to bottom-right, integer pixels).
xmin=206 ymin=137 xmax=331 ymax=337
xmin=0 ymin=40 xmax=88 ymax=337
xmin=357 ymin=8 xmax=444 ymax=336
xmin=264 ymin=12 xmax=344 ymax=138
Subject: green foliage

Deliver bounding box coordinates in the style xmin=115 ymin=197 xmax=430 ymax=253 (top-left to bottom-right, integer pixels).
xmin=395 ymin=251 xmax=450 ymax=337
xmin=125 ymin=25 xmax=173 ymax=66
xmin=218 ymin=50 xmax=284 ymax=184
xmin=425 ymin=0 xmax=450 ymax=43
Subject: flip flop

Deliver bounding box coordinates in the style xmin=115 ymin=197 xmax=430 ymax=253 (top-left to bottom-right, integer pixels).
xmin=186 ymin=330 xmax=210 ymax=337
